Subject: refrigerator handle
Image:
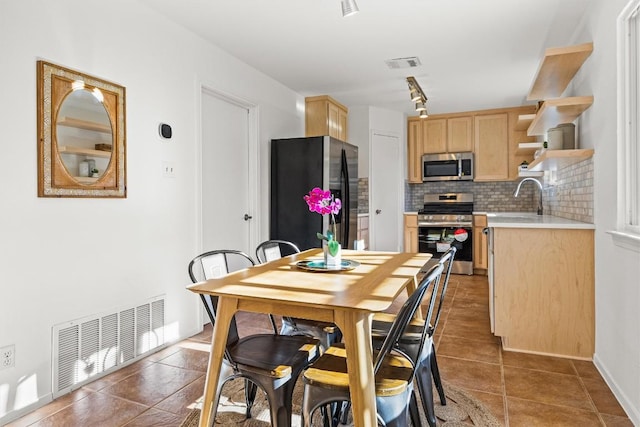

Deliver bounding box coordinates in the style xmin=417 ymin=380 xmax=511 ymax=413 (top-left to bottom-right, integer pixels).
xmin=341 ymin=149 xmax=350 ymax=248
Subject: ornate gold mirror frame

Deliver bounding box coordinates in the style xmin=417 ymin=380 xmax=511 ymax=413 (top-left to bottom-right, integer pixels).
xmin=37 ymin=61 xmax=126 ymax=197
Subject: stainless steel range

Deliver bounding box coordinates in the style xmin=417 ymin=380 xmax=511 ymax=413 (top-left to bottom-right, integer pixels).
xmin=418 ymin=193 xmax=474 ymax=275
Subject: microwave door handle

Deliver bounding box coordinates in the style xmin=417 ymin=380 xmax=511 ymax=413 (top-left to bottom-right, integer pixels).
xmin=458 ymin=157 xmax=462 ymax=178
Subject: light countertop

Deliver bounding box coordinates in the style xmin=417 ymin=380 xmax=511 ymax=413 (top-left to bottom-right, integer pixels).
xmin=486 ymin=212 xmax=595 ymax=229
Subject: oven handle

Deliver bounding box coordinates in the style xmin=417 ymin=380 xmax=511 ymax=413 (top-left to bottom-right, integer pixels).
xmin=418 ymin=222 xmax=472 ymax=227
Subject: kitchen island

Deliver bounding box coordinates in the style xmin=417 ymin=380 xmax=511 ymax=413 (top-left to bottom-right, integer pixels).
xmin=487 ymin=213 xmax=595 ymax=359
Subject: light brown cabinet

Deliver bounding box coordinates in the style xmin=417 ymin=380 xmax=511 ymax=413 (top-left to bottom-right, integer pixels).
xmin=447 ymin=116 xmax=474 ymax=153
xmin=422 ymin=119 xmax=447 ymax=154
xmin=404 ymin=214 xmax=418 ymax=253
xmin=407 ymin=106 xmax=540 ymax=183
xmin=493 ymin=227 xmax=594 ymax=358
xmin=305 ymin=95 xmax=348 ymax=141
xmin=472 ymin=215 xmax=488 ymax=270
xmin=407 ymin=120 xmax=423 ymax=183
xmin=474 ymin=113 xmax=509 ymax=181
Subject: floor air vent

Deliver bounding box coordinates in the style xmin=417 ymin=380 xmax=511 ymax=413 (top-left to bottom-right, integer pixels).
xmin=52 ymin=296 xmax=165 ymax=398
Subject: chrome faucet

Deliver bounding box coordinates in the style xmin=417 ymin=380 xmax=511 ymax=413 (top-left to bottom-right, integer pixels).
xmin=514 ymin=177 xmax=544 ymax=215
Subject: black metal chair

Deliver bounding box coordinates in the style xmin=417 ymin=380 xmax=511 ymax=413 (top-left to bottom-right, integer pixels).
xmin=301 ymin=262 xmax=445 ymax=427
xmin=188 ymin=249 xmax=322 ymax=427
xmin=370 ymin=246 xmax=457 ymax=426
xmin=255 ymin=240 xmax=342 ymax=350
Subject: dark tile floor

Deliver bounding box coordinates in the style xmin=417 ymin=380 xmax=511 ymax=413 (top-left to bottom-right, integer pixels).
xmin=6 ymin=274 xmax=634 ymax=426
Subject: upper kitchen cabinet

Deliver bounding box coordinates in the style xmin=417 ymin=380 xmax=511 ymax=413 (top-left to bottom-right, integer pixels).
xmin=407 ymin=119 xmax=424 ymax=183
xmin=473 ymin=113 xmax=509 ymax=181
xmin=410 ymin=115 xmax=473 ymax=154
xmin=447 ymin=116 xmax=474 ymax=153
xmin=524 ymin=42 xmax=594 ymax=136
xmin=422 ymin=118 xmax=447 ymax=154
xmin=305 ymin=95 xmax=348 ymax=141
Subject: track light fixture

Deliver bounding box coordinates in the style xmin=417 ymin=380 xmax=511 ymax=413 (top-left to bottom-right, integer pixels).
xmin=407 ymin=76 xmax=429 ymax=118
xmin=341 ymin=0 xmax=359 ymax=17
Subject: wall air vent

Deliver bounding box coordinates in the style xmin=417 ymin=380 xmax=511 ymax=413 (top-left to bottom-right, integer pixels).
xmin=52 ymin=296 xmax=165 ymax=398
xmin=385 ymin=57 xmax=422 ymax=69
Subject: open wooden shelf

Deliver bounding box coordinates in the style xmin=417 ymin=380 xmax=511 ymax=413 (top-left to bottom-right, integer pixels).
xmin=527 ymin=42 xmax=593 ymax=100
xmin=516 ymin=141 xmax=544 ymax=154
xmin=57 ymin=116 xmax=111 ymax=133
xmin=527 ymin=96 xmax=594 ymax=136
xmin=527 ymin=148 xmax=594 ymax=171
xmin=59 ymin=145 xmax=112 ymax=158
xmin=515 ymin=113 xmax=536 ymax=131
xmin=518 ymin=170 xmax=544 ymax=177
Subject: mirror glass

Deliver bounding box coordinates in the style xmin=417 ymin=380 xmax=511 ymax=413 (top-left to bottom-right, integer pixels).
xmin=56 ymin=89 xmax=113 ymax=184
xmin=37 ymin=61 xmax=126 ymax=198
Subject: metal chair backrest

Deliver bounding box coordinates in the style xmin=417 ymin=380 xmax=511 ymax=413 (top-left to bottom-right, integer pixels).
xmin=374 ymin=262 xmax=444 ymax=375
xmin=187 ymin=249 xmax=255 ymax=364
xmin=255 ymin=239 xmax=301 ymax=263
xmin=429 ymin=246 xmax=457 ymax=335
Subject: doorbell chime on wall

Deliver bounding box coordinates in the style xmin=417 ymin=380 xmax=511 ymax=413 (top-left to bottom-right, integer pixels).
xmin=159 ymin=123 xmax=172 ymax=139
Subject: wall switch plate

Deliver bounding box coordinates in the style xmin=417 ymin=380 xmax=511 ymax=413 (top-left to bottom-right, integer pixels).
xmin=0 ymin=344 xmax=15 ymax=370
xmin=162 ymin=162 xmax=176 ymax=178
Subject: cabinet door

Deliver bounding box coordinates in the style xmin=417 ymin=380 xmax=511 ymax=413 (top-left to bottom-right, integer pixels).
xmin=422 ymin=119 xmax=447 ymax=154
xmin=472 ymin=215 xmax=488 ymax=269
xmin=474 ymin=113 xmax=509 ymax=181
xmin=404 ymin=214 xmax=418 ymax=252
xmin=328 ymin=102 xmax=340 ymax=139
xmin=337 ymin=108 xmax=348 ymax=141
xmin=407 ymin=120 xmax=423 ymax=183
xmin=447 ymin=116 xmax=473 ymax=153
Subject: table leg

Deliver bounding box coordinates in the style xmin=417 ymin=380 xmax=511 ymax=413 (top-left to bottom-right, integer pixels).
xmin=198 ymin=296 xmax=238 ymax=427
xmin=334 ymin=310 xmax=376 ymax=427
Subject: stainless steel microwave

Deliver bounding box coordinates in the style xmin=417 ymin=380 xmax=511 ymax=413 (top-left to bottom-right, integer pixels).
xmin=422 ymin=152 xmax=474 ymax=182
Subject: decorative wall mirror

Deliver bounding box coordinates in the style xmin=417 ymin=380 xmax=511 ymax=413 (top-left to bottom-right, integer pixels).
xmin=37 ymin=61 xmax=126 ymax=197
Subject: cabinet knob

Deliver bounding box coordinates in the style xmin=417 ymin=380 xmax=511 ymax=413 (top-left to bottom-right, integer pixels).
xmin=376 ymin=209 xmax=382 ymax=215
xmin=244 ymin=214 xmax=253 ymax=221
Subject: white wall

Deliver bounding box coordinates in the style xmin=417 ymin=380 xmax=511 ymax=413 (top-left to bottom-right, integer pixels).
xmin=576 ymin=0 xmax=640 ymax=423
xmin=0 ymin=0 xmax=303 ymax=422
xmin=347 ymin=106 xmax=406 ymax=178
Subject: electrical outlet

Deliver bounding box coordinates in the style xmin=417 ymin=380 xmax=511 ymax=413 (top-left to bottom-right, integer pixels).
xmin=0 ymin=345 xmax=15 ymax=370
xmin=162 ymin=161 xmax=176 ymax=178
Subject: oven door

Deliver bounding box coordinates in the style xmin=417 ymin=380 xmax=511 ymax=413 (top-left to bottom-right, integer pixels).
xmin=418 ymin=224 xmax=473 ymax=275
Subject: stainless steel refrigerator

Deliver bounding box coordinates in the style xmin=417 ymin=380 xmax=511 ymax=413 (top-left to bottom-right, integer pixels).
xmin=270 ymin=136 xmax=358 ymax=250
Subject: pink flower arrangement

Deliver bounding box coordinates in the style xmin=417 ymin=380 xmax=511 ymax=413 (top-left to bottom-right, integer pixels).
xmin=304 ymin=187 xmax=341 ymax=255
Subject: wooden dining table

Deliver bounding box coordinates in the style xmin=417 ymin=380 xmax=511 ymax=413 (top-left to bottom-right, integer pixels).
xmin=187 ymin=248 xmax=432 ymax=427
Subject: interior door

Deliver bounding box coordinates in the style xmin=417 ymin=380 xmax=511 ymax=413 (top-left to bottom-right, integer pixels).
xmin=370 ymin=132 xmax=402 ymax=251
xmin=201 ymin=88 xmax=252 ymax=254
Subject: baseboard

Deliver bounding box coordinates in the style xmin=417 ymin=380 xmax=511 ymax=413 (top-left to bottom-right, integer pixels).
xmin=0 ymin=394 xmax=53 ymax=426
xmin=593 ymin=353 xmax=640 ymax=425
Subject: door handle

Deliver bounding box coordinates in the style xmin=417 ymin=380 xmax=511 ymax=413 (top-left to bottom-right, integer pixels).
xmin=244 ymin=214 xmax=253 ymax=221
xmin=376 ymin=209 xmax=382 ymax=215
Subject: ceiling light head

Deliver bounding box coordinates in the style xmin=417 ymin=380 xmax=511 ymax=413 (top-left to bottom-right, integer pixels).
xmin=341 ymin=0 xmax=359 ymax=17
xmin=415 ymin=101 xmax=427 ymax=112
xmin=420 ymin=110 xmax=429 ymax=119
xmin=409 ymin=86 xmax=421 ymax=102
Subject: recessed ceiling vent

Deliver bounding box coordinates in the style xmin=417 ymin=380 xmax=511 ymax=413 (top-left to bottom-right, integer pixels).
xmin=385 ymin=57 xmax=422 ymax=69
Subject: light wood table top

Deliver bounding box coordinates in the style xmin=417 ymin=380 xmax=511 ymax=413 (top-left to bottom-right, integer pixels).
xmin=188 ymin=248 xmax=432 ymax=427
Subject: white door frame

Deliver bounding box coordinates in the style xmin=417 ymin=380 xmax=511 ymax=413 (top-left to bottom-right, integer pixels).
xmin=195 ymin=82 xmax=260 ymax=325
xmin=369 ymin=129 xmax=403 ymax=251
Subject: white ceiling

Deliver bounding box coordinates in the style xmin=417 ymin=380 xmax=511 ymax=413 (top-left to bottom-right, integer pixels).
xmin=140 ymin=0 xmax=594 ymax=116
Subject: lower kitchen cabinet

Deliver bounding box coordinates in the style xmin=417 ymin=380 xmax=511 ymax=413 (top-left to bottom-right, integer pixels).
xmin=404 ymin=213 xmax=418 ymax=252
xmin=493 ymin=227 xmax=594 ymax=359
xmin=472 ymin=215 xmax=488 ymax=271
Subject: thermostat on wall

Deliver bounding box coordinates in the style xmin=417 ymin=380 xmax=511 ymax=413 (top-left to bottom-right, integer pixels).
xmin=159 ymin=123 xmax=172 ymax=139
